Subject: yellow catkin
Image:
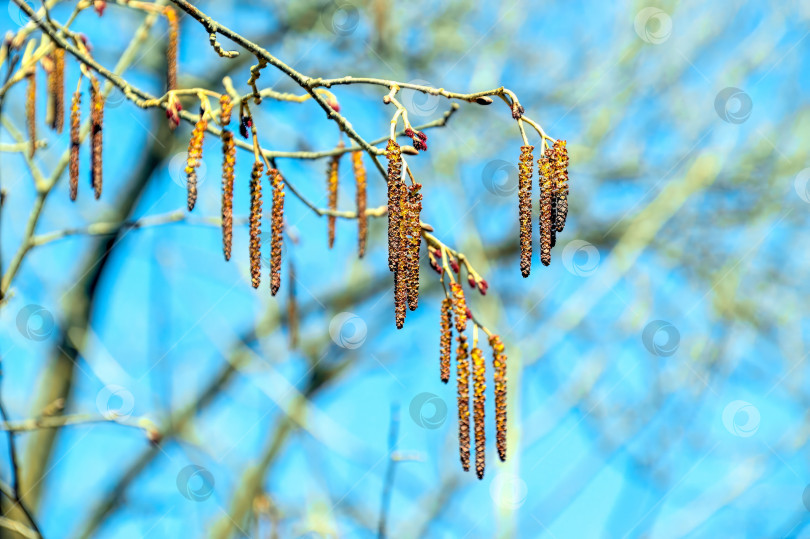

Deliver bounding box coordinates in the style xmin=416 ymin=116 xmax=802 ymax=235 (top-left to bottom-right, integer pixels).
xmin=450 ymin=282 xmax=467 ymax=333
xmin=49 ymin=48 xmax=65 ymax=134
xmin=439 ymin=297 xmax=452 ymax=383
xmin=553 ymin=140 xmax=569 ymax=232
xmin=26 ymin=71 xmax=36 ymax=159
xmin=386 ymin=139 xmax=403 ymax=272
xmin=518 ymin=145 xmax=533 ymax=277
xmin=185 ymin=114 xmax=207 ymax=211
xmin=219 ymin=94 xmax=233 ymax=127
xmin=472 ymin=346 xmax=486 ymax=479
xmin=69 ymin=91 xmax=81 ymax=201
xmin=269 ymin=168 xmax=285 ymax=296
xmin=456 ymin=333 xmax=471 ymax=472
xmin=326 ymin=147 xmax=341 ymax=248
xmin=90 ymin=80 xmax=104 ymax=200
xmin=405 ymin=184 xmax=422 ymax=311
xmin=249 ymin=161 xmax=264 ymax=289
xmin=352 ymin=151 xmax=367 ymax=258
xmin=221 ymin=130 xmax=235 ymax=260
xmin=165 ymin=8 xmax=178 ymax=92
xmin=538 ymin=152 xmax=553 ymax=266
xmin=489 ymin=334 xmax=508 ymax=462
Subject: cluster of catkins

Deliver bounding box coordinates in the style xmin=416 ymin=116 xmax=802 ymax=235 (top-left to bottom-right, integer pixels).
xmin=435 ymin=280 xmax=509 ymax=479
xmin=518 ymin=140 xmax=570 ymax=272
xmin=385 ymin=139 xmax=423 ymax=329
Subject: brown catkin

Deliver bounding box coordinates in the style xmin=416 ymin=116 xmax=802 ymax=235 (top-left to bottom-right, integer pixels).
xmin=440 ymin=297 xmax=452 ymax=383
xmin=26 ymin=71 xmax=36 ymax=159
xmin=269 ymin=168 xmax=285 ymax=296
xmin=450 ymin=282 xmax=467 ymax=333
xmin=394 ymin=244 xmax=407 ymax=329
xmin=249 ymin=161 xmax=264 ymax=289
xmin=326 ymin=147 xmax=341 ymax=248
xmin=185 ymin=114 xmax=207 ymax=211
xmin=472 ymin=346 xmax=486 ymax=479
xmin=386 ymin=139 xmax=403 ymax=272
xmin=518 ymin=145 xmax=534 ymax=277
xmin=553 ymin=140 xmax=569 ymax=232
xmin=352 ymin=151 xmax=367 ymax=258
xmin=221 ymin=130 xmax=235 ymax=260
xmin=489 ymin=334 xmax=508 ymax=462
xmin=90 ymin=81 xmax=104 ymax=200
xmin=49 ymin=48 xmax=65 ymax=133
xmin=405 ymin=183 xmax=423 ymax=311
xmin=456 ymin=333 xmax=471 ymax=472
xmin=165 ymin=8 xmax=178 ymax=92
xmin=219 ymin=94 xmax=233 ymax=127
xmin=69 ymin=91 xmax=81 ymax=201
xmin=539 ymin=151 xmax=553 ymax=266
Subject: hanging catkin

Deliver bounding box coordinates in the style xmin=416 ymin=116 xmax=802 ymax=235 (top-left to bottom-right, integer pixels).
xmin=221 ymin=130 xmax=235 ymax=260
xmin=49 ymin=48 xmax=65 ymax=133
xmin=185 ymin=113 xmax=207 ymax=211
xmin=553 ymin=140 xmax=569 ymax=232
xmin=26 ymin=70 xmax=36 ymax=159
xmin=326 ymin=147 xmax=341 ymax=248
xmin=489 ymin=334 xmax=507 ymax=462
xmin=219 ymin=94 xmax=233 ymax=126
xmin=386 ymin=139 xmax=403 ymax=272
xmin=269 ymin=168 xmax=285 ymax=296
xmin=69 ymin=91 xmax=81 ymax=201
xmin=472 ymin=345 xmax=486 ymax=479
xmin=90 ymin=81 xmax=104 ymax=200
xmin=450 ymin=282 xmax=467 ymax=333
xmin=352 ymin=151 xmax=367 ymax=258
xmin=456 ymin=333 xmax=471 ymax=471
xmin=405 ymin=183 xmax=422 ymax=311
xmin=439 ymin=297 xmax=452 ymax=383
xmin=538 ymin=151 xmax=553 ymax=266
xmin=249 ymin=161 xmax=264 ymax=289
xmin=165 ymin=8 xmax=178 ymax=92
xmin=518 ymin=145 xmax=533 ymax=277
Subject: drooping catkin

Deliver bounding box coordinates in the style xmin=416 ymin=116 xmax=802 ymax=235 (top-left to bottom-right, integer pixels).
xmin=394 ymin=250 xmax=407 ymax=329
xmin=489 ymin=334 xmax=507 ymax=462
xmin=90 ymin=81 xmax=104 ymax=200
xmin=249 ymin=161 xmax=264 ymax=289
xmin=165 ymin=8 xmax=178 ymax=92
xmin=219 ymin=94 xmax=233 ymax=127
xmin=472 ymin=345 xmax=486 ymax=479
xmin=326 ymin=147 xmax=341 ymax=248
xmin=352 ymin=151 xmax=367 ymax=258
xmin=538 ymin=151 xmax=553 ymax=266
xmin=440 ymin=297 xmax=452 ymax=383
xmin=69 ymin=91 xmax=81 ymax=201
xmin=26 ymin=70 xmax=36 ymax=159
xmin=518 ymin=145 xmax=533 ymax=277
xmin=553 ymin=140 xmax=569 ymax=232
xmin=386 ymin=139 xmax=403 ymax=272
xmin=456 ymin=333 xmax=471 ymax=472
xmin=221 ymin=130 xmax=235 ymax=260
xmin=405 ymin=183 xmax=423 ymax=311
xmin=185 ymin=113 xmax=207 ymax=211
xmin=49 ymin=48 xmax=65 ymax=133
xmin=269 ymin=168 xmax=285 ymax=296
xmin=450 ymin=282 xmax=467 ymax=333
xmin=550 ymin=190 xmax=558 ymax=249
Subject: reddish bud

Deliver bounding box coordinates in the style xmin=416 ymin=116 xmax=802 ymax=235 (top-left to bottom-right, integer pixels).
xmin=467 ymin=274 xmax=476 ymax=288
xmin=449 ymin=259 xmax=460 ymax=273
xmin=477 ymin=279 xmax=489 ymax=295
xmin=465 ymin=307 xmax=473 ymax=320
